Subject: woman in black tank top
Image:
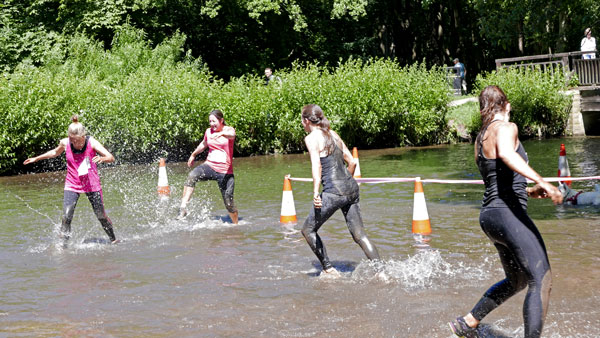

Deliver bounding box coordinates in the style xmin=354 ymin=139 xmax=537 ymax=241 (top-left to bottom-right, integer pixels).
xmin=299 ymin=104 xmax=380 ymax=277
xmin=449 ymin=86 xmax=562 ymax=338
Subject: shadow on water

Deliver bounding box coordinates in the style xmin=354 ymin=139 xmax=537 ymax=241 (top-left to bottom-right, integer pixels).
xmin=210 ymin=215 xmax=239 ymax=223
xmin=81 ymin=237 xmax=110 ymax=245
xmin=307 ymin=260 xmax=358 ymax=277
xmin=476 ymin=323 xmax=514 ymax=338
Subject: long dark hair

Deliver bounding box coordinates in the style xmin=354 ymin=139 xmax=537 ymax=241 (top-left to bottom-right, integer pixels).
xmin=209 ymin=109 xmax=226 ymax=125
xmin=476 ymin=85 xmax=509 ymax=145
xmin=301 ymin=104 xmax=336 ymax=155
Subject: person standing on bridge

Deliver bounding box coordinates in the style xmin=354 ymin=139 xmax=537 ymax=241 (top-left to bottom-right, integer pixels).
xmin=449 ymin=86 xmax=562 ymax=338
xmin=581 ymin=27 xmax=596 ymax=59
xmin=453 ymin=58 xmax=467 ymax=94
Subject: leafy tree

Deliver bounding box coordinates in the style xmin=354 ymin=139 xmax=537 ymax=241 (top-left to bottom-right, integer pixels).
xmin=1 ymin=0 xmax=600 ymax=82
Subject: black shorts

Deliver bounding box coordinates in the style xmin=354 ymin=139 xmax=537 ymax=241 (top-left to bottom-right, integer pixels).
xmin=185 ymin=163 xmax=236 ymax=213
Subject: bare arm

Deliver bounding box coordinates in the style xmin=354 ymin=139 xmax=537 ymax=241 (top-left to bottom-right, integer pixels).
xmin=496 ymin=123 xmax=562 ymax=204
xmin=90 ymin=137 xmax=115 ymax=164
xmin=305 ymin=134 xmax=323 ymax=208
xmin=23 ymin=139 xmax=67 ymax=165
xmin=211 ymin=126 xmax=236 ymax=140
xmin=188 ymin=139 xmax=208 ymax=167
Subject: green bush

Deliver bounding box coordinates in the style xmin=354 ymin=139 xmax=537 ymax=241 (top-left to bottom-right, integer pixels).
xmin=1 ymin=25 xmax=454 ymax=175
xmin=474 ymin=68 xmax=572 ymax=137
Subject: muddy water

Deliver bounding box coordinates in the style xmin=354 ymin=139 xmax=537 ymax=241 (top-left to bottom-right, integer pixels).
xmin=1 ymin=138 xmax=599 ymax=337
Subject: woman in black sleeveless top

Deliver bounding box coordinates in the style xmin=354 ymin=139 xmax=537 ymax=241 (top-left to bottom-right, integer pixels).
xmin=449 ymin=86 xmax=562 ymax=338
xmin=300 ymin=104 xmax=380 ymax=276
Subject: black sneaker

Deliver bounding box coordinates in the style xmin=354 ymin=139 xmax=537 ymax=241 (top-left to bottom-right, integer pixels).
xmin=176 ymin=208 xmax=188 ymax=220
xmin=449 ymin=317 xmax=478 ymax=338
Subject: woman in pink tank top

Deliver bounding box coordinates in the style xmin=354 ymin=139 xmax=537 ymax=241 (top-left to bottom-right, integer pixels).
xmin=177 ymin=110 xmax=238 ymax=223
xmin=24 ymin=115 xmax=118 ymax=245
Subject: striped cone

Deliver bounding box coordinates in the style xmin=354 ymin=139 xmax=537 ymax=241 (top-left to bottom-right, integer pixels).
xmin=352 ymin=147 xmax=361 ymax=179
xmin=557 ymin=144 xmax=571 ymax=187
xmin=157 ymin=158 xmax=170 ymax=199
xmin=412 ymin=177 xmax=432 ymax=239
xmin=280 ymin=176 xmax=297 ymax=224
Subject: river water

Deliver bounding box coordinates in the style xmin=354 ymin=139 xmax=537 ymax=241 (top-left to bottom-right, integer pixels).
xmin=1 ymin=138 xmax=599 ymax=337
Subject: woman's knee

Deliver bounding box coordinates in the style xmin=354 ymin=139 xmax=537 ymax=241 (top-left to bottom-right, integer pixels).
xmin=184 ymin=176 xmax=197 ymax=188
xmin=347 ymin=220 xmax=367 ymax=243
xmin=62 ymin=205 xmax=76 ymax=224
xmin=530 ymin=269 xmax=552 ymax=292
xmin=353 ymin=234 xmax=371 ymax=248
xmin=301 ymin=222 xmax=316 ymax=240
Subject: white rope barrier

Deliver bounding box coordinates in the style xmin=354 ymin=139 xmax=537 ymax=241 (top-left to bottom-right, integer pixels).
xmin=287 ymin=176 xmax=600 ymax=184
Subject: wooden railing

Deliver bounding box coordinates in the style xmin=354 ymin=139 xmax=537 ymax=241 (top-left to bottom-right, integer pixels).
xmin=495 ymin=51 xmax=599 ymax=85
xmin=444 ymin=67 xmax=461 ymax=95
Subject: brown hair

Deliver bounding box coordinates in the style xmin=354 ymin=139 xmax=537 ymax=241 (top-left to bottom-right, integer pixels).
xmin=476 ymin=85 xmax=509 ymax=145
xmin=301 ymin=104 xmax=335 ymax=155
xmin=209 ymin=109 xmax=226 ymax=125
xmin=67 ymin=114 xmax=86 ymax=137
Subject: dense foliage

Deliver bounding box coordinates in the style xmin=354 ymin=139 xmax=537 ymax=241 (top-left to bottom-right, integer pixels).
xmin=2 ymin=0 xmax=599 ymax=81
xmin=474 ymin=68 xmax=573 ymax=137
xmin=0 ymin=27 xmax=452 ymax=175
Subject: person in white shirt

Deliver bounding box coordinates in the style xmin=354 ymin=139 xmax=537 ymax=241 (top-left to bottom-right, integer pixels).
xmin=580 ymin=27 xmax=596 ymax=59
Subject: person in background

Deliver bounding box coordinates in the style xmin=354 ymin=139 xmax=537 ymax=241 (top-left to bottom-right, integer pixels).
xmin=453 ymin=58 xmax=467 ymax=94
xmin=178 ymin=110 xmax=238 ymax=224
xmin=449 ymin=86 xmax=562 ymax=338
xmin=300 ymin=104 xmax=380 ymax=277
xmin=580 ymin=27 xmax=596 ymax=59
xmin=264 ymin=67 xmax=282 ymax=86
xmin=23 ymin=115 xmax=118 ymax=245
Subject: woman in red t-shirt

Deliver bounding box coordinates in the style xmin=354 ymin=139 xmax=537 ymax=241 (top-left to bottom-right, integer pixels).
xmin=177 ymin=110 xmax=238 ymax=223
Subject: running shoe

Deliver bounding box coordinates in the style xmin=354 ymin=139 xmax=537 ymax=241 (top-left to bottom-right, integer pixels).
xmin=448 ymin=317 xmax=478 ymax=338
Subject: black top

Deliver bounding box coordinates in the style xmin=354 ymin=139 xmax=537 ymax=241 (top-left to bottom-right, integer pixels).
xmin=476 ymin=121 xmax=528 ymax=209
xmin=320 ymin=145 xmax=359 ymax=196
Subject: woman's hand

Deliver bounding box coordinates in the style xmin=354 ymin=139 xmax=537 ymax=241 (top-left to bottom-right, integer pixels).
xmin=527 ymin=182 xmax=563 ymax=204
xmin=526 ymin=184 xmax=546 ymax=198
xmin=92 ymin=155 xmax=105 ymax=164
xmin=23 ymin=157 xmax=37 ymax=165
xmin=313 ymin=192 xmax=322 ymax=208
xmin=187 ymin=155 xmax=195 ymax=167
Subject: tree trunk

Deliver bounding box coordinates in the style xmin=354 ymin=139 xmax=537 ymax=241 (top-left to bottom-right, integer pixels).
xmin=518 ymin=20 xmax=524 ymax=54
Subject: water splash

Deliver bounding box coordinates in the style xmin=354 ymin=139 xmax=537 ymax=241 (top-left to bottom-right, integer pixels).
xmin=12 ymin=193 xmax=58 ymax=226
xmin=351 ymin=249 xmax=493 ymax=290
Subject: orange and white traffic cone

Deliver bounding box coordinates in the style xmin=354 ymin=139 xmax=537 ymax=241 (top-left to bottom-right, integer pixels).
xmin=352 ymin=147 xmax=361 ymax=179
xmin=412 ymin=177 xmax=432 ymax=243
xmin=280 ymin=176 xmax=297 ymax=224
xmin=557 ymin=144 xmax=571 ymax=187
xmin=157 ymin=158 xmax=170 ymax=199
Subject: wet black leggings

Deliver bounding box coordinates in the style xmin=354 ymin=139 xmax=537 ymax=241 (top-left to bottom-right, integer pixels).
xmin=302 ymin=191 xmax=380 ymax=270
xmin=472 ymin=207 xmax=552 ymax=338
xmin=62 ymin=190 xmax=116 ymax=242
xmin=185 ymin=163 xmax=236 ymax=213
